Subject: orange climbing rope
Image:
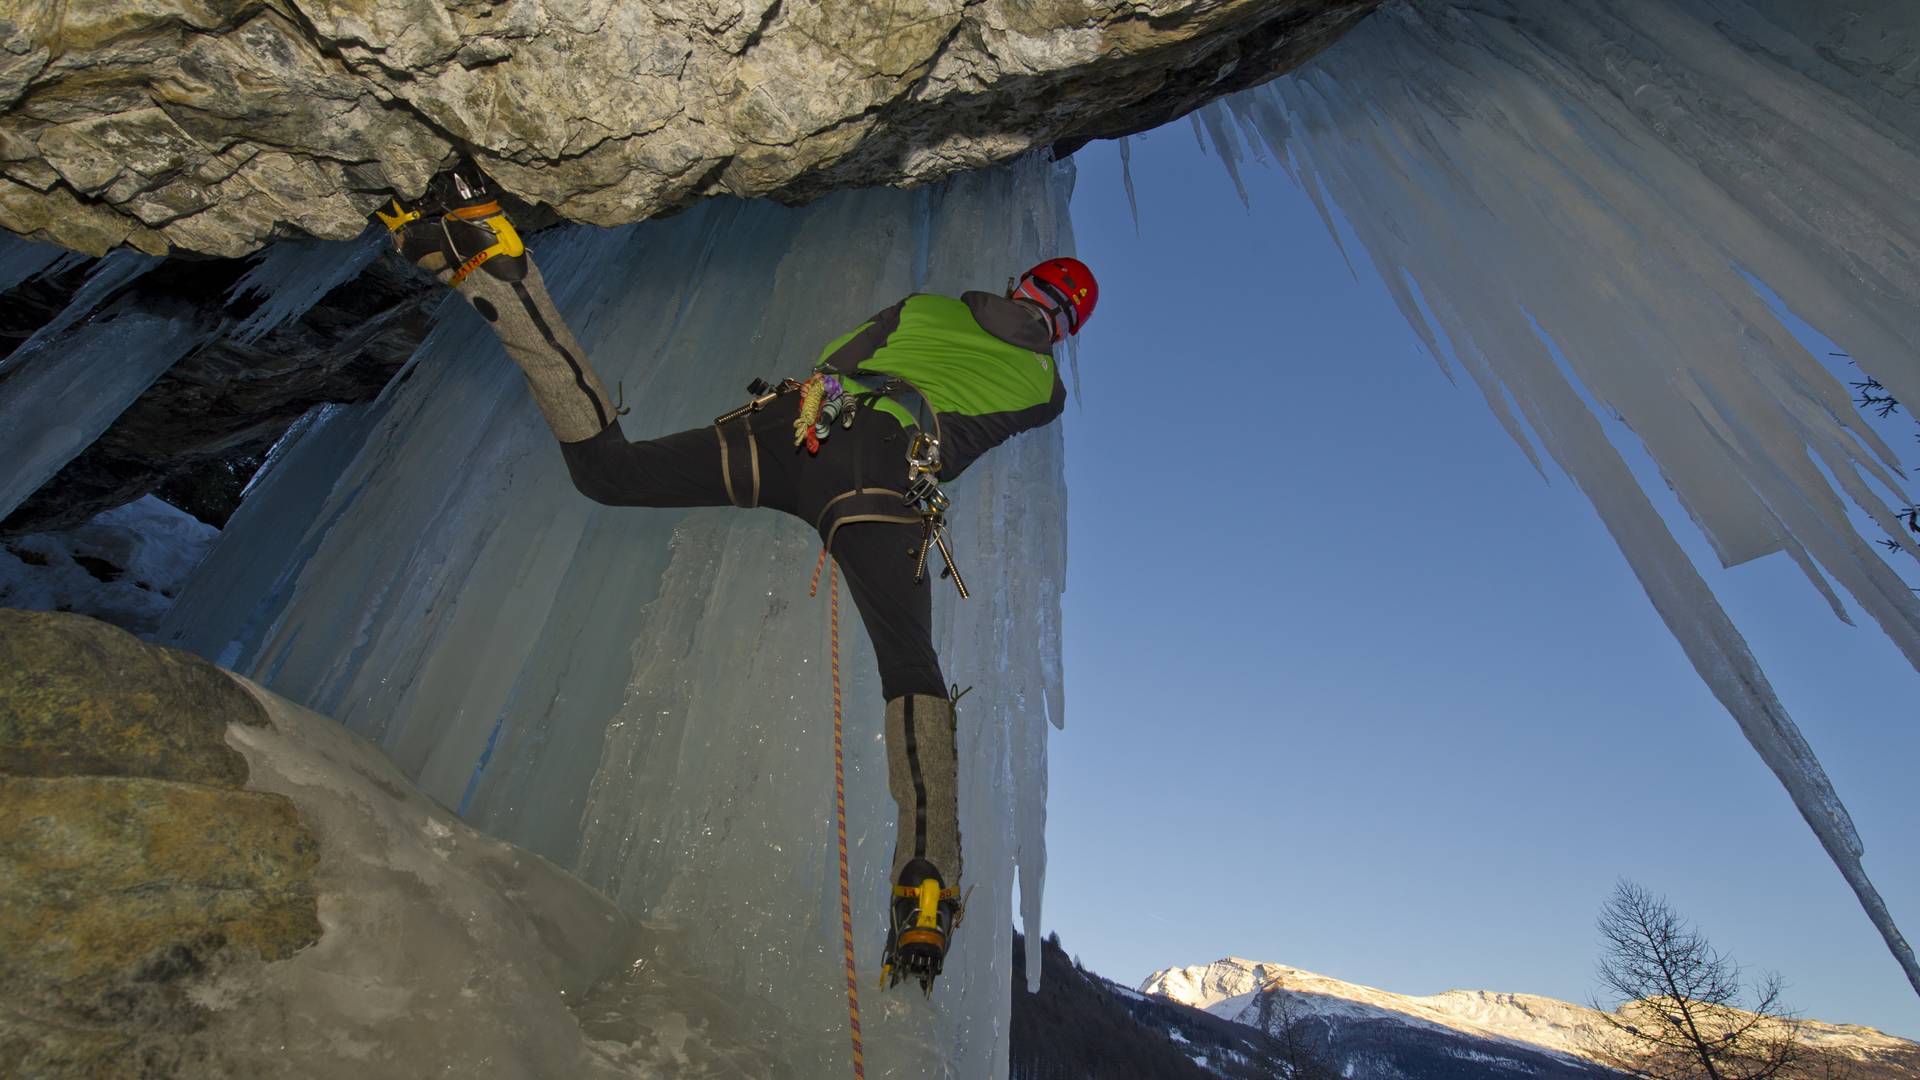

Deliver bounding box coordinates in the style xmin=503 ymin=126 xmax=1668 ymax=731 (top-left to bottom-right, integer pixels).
xmin=811 ymin=547 xmax=865 ymax=1079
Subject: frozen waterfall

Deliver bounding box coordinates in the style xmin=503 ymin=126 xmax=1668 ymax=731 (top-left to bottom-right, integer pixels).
xmin=158 ymin=154 xmax=1073 ymax=1076
xmin=0 ymin=248 xmax=193 ymax=524
xmin=1200 ymin=0 xmax=1920 ymax=995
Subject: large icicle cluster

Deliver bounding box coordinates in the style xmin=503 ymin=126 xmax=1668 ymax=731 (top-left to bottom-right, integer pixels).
xmin=0 ymin=248 xmax=194 ymax=523
xmin=1197 ymin=0 xmax=1920 ymax=995
xmin=159 ymin=155 xmax=1073 ymax=1075
xmin=0 ymin=225 xmax=395 ymax=531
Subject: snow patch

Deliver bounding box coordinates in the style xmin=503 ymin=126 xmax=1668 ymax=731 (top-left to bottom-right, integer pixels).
xmin=0 ymin=495 xmax=216 ymax=636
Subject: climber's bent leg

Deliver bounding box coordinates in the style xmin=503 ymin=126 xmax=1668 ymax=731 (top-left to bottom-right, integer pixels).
xmin=457 ymin=255 xmax=759 ymax=507
xmin=454 ymin=257 xmax=618 ymax=444
xmin=384 ymin=178 xmax=793 ymax=510
xmin=828 ymin=519 xmax=962 ymax=989
xmin=384 ymin=184 xmax=619 ymax=443
xmin=554 ymin=405 xmax=795 ymax=510
xmin=557 ymin=421 xmax=737 ymax=508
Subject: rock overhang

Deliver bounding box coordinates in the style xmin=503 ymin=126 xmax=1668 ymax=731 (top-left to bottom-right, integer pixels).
xmin=0 ymin=0 xmax=1380 ymax=257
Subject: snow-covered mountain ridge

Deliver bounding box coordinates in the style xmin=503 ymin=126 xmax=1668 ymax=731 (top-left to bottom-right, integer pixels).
xmin=1142 ymin=957 xmax=1918 ymax=1068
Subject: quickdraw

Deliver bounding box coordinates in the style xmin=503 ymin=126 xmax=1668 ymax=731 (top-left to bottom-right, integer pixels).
xmin=903 ymin=432 xmax=968 ymax=600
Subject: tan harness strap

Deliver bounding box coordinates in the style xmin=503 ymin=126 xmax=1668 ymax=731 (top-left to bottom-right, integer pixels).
xmin=814 ymin=488 xmax=920 ymax=551
xmin=714 ymin=420 xmax=762 ymax=509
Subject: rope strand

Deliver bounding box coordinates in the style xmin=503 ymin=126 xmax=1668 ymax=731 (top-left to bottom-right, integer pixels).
xmin=827 ymin=557 xmax=866 ymax=1079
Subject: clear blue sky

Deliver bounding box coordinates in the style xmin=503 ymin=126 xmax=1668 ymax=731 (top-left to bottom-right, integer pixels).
xmin=1044 ymin=127 xmax=1920 ymax=1039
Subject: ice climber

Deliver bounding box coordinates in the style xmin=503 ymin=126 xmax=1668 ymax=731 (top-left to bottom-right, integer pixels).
xmin=377 ymin=167 xmax=1095 ymax=993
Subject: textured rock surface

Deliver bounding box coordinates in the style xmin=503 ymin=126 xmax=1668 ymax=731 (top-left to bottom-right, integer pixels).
xmin=188 ymin=675 xmax=650 ymax=1079
xmin=0 ymin=609 xmax=681 ymax=1078
xmin=0 ymin=777 xmax=322 ymax=1021
xmin=0 ymin=608 xmax=320 ymax=1078
xmin=0 ymin=606 xmax=265 ymax=781
xmin=0 ymin=0 xmax=1378 ymax=256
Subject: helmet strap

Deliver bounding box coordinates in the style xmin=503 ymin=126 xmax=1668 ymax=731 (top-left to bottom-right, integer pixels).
xmin=1015 ymin=277 xmax=1072 ymax=342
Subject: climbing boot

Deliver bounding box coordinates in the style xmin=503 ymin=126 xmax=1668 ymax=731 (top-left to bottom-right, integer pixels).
xmin=376 ymin=163 xmax=616 ymax=443
xmin=376 ymin=165 xmax=528 ymax=286
xmin=880 ymin=691 xmax=964 ymax=993
xmin=882 ymin=857 xmax=962 ymax=995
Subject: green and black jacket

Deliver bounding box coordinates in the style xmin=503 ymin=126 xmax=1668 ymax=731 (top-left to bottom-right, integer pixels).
xmin=813 ymin=292 xmax=1066 ymax=479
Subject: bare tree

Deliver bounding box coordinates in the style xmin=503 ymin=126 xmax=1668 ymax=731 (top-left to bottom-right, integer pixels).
xmin=1587 ymin=880 xmax=1805 ymax=1080
xmin=1256 ymin=976 xmax=1341 ymax=1080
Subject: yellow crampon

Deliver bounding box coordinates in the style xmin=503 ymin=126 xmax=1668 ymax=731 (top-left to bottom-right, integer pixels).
xmin=878 ymin=879 xmax=962 ymax=990
xmin=375 ymin=199 xmax=421 ymax=233
xmin=441 ymin=201 xmax=524 ymax=287
xmin=378 ymin=197 xmax=524 ymax=287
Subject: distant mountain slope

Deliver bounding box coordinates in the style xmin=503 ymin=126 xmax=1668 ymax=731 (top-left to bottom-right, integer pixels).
xmin=1011 ymin=932 xmax=1285 ymax=1079
xmin=1009 ymin=941 xmax=1919 ymax=1080
xmin=1144 ymin=957 xmax=1920 ymax=1080
xmin=1010 ymin=936 xmax=1618 ymax=1080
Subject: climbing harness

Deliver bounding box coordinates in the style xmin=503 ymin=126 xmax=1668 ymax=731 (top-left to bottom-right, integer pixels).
xmin=835 ymin=374 xmax=969 ymax=599
xmin=712 ymin=378 xmax=804 ymax=509
xmin=809 ymin=555 xmax=867 ymax=1078
xmin=723 ymin=365 xmax=970 ymax=600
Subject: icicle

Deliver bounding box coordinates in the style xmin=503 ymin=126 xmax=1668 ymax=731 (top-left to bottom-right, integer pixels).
xmin=1118 ymin=134 xmax=1141 ymax=236
xmin=0 ymin=312 xmax=202 ymax=522
xmin=0 ymin=249 xmax=164 ymax=372
xmin=1225 ymin=0 xmax=1920 ymax=996
xmin=226 ymin=227 xmax=387 ymax=344
xmin=1199 ymin=101 xmax=1252 ymax=208
xmin=0 ymin=234 xmax=70 ymax=296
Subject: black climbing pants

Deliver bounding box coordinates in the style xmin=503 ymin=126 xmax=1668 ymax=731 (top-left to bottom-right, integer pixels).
xmin=561 ymin=408 xmax=946 ymax=702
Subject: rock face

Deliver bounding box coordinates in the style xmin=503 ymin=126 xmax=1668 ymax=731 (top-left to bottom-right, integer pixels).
xmin=0 ymin=609 xmax=683 ymax=1079
xmin=0 ymin=608 xmax=321 ymax=1075
xmin=0 ymin=606 xmax=265 ymax=780
xmin=0 ymin=0 xmax=1378 ymax=256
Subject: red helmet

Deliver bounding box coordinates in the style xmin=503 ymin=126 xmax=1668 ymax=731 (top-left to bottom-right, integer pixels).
xmin=1014 ymin=257 xmax=1098 ymax=341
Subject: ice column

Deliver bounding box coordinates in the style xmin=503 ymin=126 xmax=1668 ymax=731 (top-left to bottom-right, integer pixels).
xmin=0 ymin=225 xmax=388 ymax=525
xmin=225 ymin=227 xmax=387 ymax=343
xmin=161 ymin=155 xmax=1074 ymax=1076
xmin=0 ymin=242 xmax=196 ymax=521
xmin=1209 ymin=0 xmax=1920 ymax=995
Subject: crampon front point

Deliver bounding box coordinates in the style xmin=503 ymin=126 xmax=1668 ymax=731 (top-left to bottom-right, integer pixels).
xmin=880 ymin=861 xmax=962 ymax=995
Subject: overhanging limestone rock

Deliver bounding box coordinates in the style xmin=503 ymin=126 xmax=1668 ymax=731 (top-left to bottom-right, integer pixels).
xmin=0 ymin=0 xmax=1378 ymax=256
